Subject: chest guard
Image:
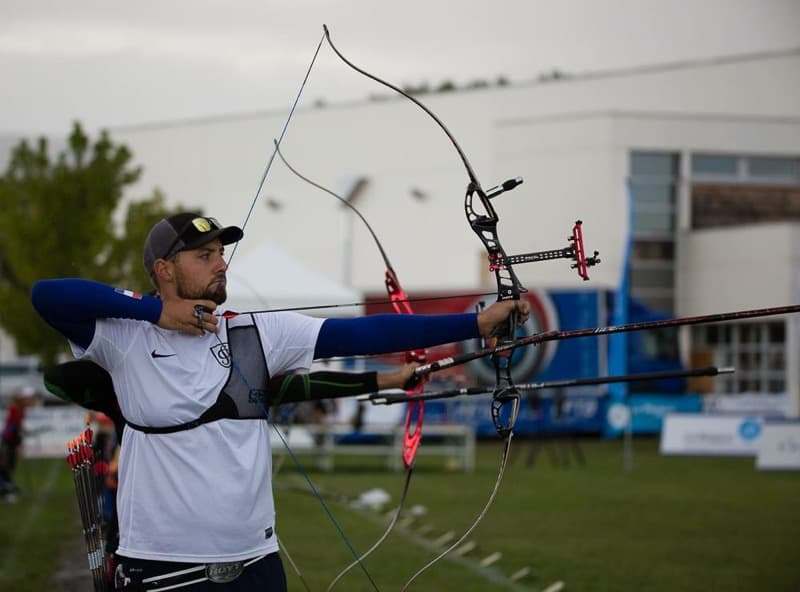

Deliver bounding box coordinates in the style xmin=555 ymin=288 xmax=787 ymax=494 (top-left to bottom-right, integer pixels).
xmin=125 ymin=323 xmax=271 ymax=434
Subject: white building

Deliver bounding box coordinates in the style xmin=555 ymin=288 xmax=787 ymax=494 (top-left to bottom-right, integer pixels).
xmin=3 ymin=47 xmax=799 ymax=413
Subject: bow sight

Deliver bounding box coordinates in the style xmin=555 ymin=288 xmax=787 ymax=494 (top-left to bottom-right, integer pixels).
xmin=500 ymin=220 xmax=600 ymax=281
xmin=484 ymin=179 xmax=601 ymax=281
xmin=499 ymin=219 xmax=601 ymax=281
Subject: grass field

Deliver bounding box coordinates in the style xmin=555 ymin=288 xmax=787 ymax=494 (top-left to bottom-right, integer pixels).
xmin=1 ymin=439 xmax=799 ymax=591
xmin=0 ymin=457 xmax=83 ymax=592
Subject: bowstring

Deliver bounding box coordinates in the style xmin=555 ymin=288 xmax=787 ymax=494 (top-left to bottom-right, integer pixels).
xmin=217 ymin=291 xmax=498 ymax=317
xmin=226 ymin=31 xmax=324 ymax=269
xmin=217 ymin=28 xmax=381 ymax=591
xmin=274 ymin=142 xmax=424 ymax=591
xmin=401 ymin=437 xmax=514 ymax=591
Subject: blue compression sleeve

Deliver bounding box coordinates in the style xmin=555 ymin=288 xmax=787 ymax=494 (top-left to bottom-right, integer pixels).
xmin=31 ymin=279 xmax=163 ymax=350
xmin=314 ymin=313 xmax=480 ymax=359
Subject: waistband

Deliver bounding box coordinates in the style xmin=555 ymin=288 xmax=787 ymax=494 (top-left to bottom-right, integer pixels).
xmin=115 ymin=553 xmax=268 ymax=591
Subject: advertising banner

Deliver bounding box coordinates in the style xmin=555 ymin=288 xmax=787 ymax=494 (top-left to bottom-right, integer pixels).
xmin=756 ymin=422 xmax=800 ymax=470
xmin=426 ymin=394 xmax=606 ymax=437
xmin=605 ymin=394 xmax=703 ymax=437
xmin=366 ymin=289 xmax=604 ymax=390
xmin=704 ymin=393 xmax=791 ymax=419
xmin=660 ymin=414 xmax=764 ymax=456
xmin=367 ymin=289 xmax=608 ymax=437
xmin=22 ymin=406 xmax=87 ymax=458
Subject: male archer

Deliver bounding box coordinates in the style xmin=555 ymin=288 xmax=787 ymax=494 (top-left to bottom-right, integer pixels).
xmin=32 ymin=212 xmax=528 ymax=591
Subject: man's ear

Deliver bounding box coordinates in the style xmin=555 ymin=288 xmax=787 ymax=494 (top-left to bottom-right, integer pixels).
xmin=152 ymin=259 xmax=174 ymax=285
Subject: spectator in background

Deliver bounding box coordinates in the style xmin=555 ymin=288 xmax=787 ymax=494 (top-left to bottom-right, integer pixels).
xmin=0 ymin=386 xmax=38 ymax=501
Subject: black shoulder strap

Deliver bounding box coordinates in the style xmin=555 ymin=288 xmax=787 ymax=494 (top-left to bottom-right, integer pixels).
xmin=124 ymin=397 xmax=237 ymax=434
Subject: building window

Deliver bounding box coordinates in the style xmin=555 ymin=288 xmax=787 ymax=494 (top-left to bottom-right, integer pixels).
xmin=748 ymin=156 xmax=800 ymax=181
xmin=692 ymin=321 xmax=786 ymax=394
xmin=691 ymin=153 xmax=800 ymax=183
xmin=629 ymin=151 xmax=679 ymax=313
xmin=692 ymin=154 xmax=738 ymax=177
xmin=690 ymin=153 xmax=800 ymax=229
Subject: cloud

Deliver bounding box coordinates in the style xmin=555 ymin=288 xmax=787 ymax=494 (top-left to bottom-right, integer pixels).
xmin=1 ymin=0 xmax=798 ymax=133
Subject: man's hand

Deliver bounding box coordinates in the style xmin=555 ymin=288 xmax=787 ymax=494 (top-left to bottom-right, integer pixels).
xmin=476 ymin=300 xmax=530 ymax=338
xmin=158 ymin=299 xmax=219 ymax=336
xmin=377 ymin=363 xmax=427 ymax=391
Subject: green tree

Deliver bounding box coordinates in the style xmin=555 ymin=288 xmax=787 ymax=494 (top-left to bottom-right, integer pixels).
xmin=0 ymin=122 xmax=190 ymax=365
xmin=106 ymin=188 xmax=187 ymax=292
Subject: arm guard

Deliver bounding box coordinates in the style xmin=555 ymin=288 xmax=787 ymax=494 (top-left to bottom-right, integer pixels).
xmin=268 ymin=371 xmax=379 ymax=405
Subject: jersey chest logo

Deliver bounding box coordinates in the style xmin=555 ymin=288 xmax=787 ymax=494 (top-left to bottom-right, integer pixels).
xmin=210 ymin=342 xmax=232 ymax=368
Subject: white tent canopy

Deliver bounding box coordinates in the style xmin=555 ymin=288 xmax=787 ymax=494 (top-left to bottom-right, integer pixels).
xmin=224 ymin=242 xmax=363 ymax=318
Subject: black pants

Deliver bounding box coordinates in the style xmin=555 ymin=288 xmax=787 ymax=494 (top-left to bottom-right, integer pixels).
xmin=0 ymin=441 xmax=18 ymax=489
xmin=115 ymin=552 xmax=287 ymax=591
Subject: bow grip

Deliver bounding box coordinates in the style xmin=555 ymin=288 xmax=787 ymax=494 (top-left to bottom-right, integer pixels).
xmin=490 ymin=302 xmax=519 ymax=349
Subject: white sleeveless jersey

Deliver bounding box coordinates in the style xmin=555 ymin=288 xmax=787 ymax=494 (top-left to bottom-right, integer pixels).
xmin=71 ymin=311 xmax=324 ymax=563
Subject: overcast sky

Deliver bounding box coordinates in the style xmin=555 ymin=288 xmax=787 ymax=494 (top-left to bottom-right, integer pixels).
xmin=2 ymin=0 xmax=799 ymax=136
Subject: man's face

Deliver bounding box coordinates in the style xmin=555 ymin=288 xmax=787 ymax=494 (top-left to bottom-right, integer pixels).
xmin=172 ymin=239 xmax=228 ymax=304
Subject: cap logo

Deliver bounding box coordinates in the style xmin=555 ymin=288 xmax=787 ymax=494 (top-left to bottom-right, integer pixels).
xmin=192 ymin=218 xmax=213 ymax=232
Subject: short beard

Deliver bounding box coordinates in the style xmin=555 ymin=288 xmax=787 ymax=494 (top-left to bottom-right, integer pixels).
xmin=175 ymin=268 xmax=227 ymax=305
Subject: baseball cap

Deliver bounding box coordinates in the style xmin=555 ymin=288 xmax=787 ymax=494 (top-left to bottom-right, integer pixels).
xmin=143 ymin=213 xmax=243 ymax=274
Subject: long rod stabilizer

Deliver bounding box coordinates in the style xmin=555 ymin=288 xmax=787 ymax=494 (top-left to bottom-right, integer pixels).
xmin=366 ymin=366 xmax=734 ymax=405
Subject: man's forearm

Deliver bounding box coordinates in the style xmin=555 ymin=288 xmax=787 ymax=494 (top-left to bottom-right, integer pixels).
xmin=314 ymin=313 xmax=480 ymax=359
xmin=268 ymin=371 xmax=380 ymax=405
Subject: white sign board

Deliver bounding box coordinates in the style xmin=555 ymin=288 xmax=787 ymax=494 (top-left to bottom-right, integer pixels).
xmin=756 ymin=423 xmax=800 ymax=471
xmin=660 ymin=414 xmax=763 ymax=456
xmin=22 ymin=406 xmax=87 ymax=458
xmin=703 ymin=393 xmax=790 ymax=418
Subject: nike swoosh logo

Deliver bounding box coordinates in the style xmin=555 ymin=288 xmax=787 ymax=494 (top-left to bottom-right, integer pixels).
xmin=151 ymin=350 xmax=176 ymax=359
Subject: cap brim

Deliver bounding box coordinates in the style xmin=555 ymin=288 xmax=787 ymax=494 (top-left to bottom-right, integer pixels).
xmin=182 ymin=226 xmax=244 ymax=251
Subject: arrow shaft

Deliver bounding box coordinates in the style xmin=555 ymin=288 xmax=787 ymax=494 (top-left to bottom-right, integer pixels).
xmin=371 ymin=366 xmax=733 ymax=405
